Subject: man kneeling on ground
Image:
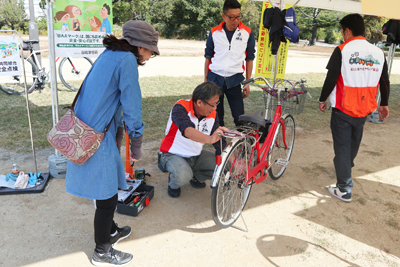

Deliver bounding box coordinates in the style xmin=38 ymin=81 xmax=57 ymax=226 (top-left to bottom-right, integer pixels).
xmin=158 ymin=81 xmax=228 ymax=197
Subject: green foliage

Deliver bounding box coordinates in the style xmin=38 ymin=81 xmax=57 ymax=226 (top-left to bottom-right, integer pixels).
xmin=150 ymin=0 xmax=224 ymax=39
xmin=240 ymin=0 xmax=262 ymax=40
xmin=0 ymin=0 xmax=27 ymax=31
xmin=364 ymin=15 xmax=385 ymax=44
xmin=37 ymin=18 xmax=48 ymax=35
xmin=324 ymin=28 xmax=338 ymax=44
xmin=295 ymin=7 xmax=342 ymax=45
xmin=148 ymin=0 xmax=260 ymax=40
xmin=113 ymin=1 xmax=134 ymax=25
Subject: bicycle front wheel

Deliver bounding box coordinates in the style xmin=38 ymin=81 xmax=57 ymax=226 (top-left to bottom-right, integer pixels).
xmin=268 ymin=114 xmax=295 ymax=180
xmin=59 ymin=57 xmax=93 ymax=91
xmin=211 ymin=139 xmax=253 ymax=228
xmin=0 ymin=56 xmax=38 ymax=95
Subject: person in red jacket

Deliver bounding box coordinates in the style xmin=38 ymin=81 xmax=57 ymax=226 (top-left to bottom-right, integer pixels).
xmin=318 ymin=14 xmax=390 ymax=203
xmin=159 ymin=82 xmax=228 ymax=198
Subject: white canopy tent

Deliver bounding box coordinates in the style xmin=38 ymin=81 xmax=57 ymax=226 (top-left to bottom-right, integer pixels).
xmin=255 ymin=0 xmax=400 ymax=19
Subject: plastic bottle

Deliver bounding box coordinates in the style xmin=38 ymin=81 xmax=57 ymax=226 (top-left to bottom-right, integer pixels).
xmin=11 ymin=164 xmax=19 ymax=174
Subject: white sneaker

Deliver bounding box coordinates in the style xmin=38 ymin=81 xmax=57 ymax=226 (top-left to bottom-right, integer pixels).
xmin=328 ymin=185 xmax=351 ymax=203
xmin=14 ymin=171 xmax=29 ymax=189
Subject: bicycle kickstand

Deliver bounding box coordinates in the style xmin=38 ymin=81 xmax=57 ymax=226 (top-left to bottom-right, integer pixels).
xmin=231 ymin=212 xmax=248 ymax=232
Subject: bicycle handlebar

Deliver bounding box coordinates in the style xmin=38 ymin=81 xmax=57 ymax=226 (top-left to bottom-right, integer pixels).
xmin=242 ymin=76 xmax=307 ymax=94
xmin=242 ymin=78 xmax=255 ymax=85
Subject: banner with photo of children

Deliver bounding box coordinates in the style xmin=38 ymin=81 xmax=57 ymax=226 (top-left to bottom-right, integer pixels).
xmin=52 ymin=0 xmax=112 ymax=57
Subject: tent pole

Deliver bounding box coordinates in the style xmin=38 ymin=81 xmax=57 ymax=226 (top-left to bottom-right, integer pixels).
xmin=0 ymin=30 xmax=40 ymax=178
xmin=292 ymin=0 xmax=301 ymax=8
xmin=46 ymin=0 xmax=60 ymax=155
xmin=368 ymin=42 xmax=394 ymax=124
xmin=387 ymin=43 xmax=395 ymax=77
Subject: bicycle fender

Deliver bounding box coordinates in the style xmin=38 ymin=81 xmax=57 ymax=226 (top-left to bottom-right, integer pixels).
xmin=210 ymin=137 xmax=243 ymax=188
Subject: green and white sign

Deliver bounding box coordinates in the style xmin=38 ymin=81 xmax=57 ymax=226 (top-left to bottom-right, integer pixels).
xmin=52 ymin=0 xmax=113 ymax=57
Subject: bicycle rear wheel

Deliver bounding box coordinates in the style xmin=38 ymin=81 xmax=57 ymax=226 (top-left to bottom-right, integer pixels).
xmin=0 ymin=56 xmax=38 ymax=95
xmin=268 ymin=114 xmax=295 ymax=180
xmin=59 ymin=57 xmax=93 ymax=91
xmin=211 ymin=139 xmax=253 ymax=228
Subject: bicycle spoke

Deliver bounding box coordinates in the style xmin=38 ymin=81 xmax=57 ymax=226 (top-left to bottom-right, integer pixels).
xmin=211 ymin=139 xmax=253 ymax=228
xmin=268 ymin=114 xmax=295 ymax=180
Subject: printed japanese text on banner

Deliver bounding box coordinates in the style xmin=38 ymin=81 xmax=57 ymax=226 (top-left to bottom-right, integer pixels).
xmin=0 ymin=38 xmax=21 ymax=77
xmin=255 ymin=2 xmax=291 ymax=82
xmin=52 ymin=0 xmax=113 ymax=57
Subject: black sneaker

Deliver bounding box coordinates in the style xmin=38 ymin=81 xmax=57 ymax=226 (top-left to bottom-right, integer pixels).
xmin=110 ymin=225 xmax=131 ymax=247
xmin=168 ymin=175 xmax=180 ymax=197
xmin=168 ymin=186 xmax=181 ymax=198
xmin=91 ymin=247 xmax=133 ymax=266
xmin=190 ymin=178 xmax=206 ymax=189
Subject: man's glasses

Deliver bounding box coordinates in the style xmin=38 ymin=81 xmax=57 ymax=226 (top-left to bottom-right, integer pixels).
xmin=203 ymin=99 xmax=220 ymax=108
xmin=224 ymin=13 xmax=241 ymax=21
xmin=151 ymin=52 xmax=157 ymax=58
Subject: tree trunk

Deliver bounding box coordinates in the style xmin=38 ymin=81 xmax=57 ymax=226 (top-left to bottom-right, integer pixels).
xmin=309 ymin=8 xmax=319 ymax=46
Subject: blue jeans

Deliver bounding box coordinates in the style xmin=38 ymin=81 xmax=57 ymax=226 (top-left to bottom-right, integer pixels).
xmin=159 ymin=150 xmax=216 ymax=189
xmin=330 ymin=108 xmax=367 ymax=193
xmin=217 ymin=82 xmax=244 ymax=126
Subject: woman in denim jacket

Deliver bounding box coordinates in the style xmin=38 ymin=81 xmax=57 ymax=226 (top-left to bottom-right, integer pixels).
xmin=65 ymin=20 xmax=159 ymax=266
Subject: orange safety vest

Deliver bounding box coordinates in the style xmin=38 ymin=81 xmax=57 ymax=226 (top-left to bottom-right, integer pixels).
xmin=329 ymin=37 xmax=385 ymax=117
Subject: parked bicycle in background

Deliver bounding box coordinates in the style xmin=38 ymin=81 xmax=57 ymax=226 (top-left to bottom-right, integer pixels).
xmin=0 ymin=40 xmax=93 ymax=95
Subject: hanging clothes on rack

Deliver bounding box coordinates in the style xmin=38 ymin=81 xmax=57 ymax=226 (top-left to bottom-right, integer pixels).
xmin=382 ymin=19 xmax=400 ymax=45
xmin=263 ymin=6 xmax=287 ymax=55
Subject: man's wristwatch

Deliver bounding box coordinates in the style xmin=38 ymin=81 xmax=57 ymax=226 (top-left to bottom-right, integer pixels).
xmin=318 ymin=100 xmax=326 ymax=104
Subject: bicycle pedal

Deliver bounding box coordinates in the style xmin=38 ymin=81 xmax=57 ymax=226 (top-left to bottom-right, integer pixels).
xmin=275 ymin=158 xmax=288 ymax=167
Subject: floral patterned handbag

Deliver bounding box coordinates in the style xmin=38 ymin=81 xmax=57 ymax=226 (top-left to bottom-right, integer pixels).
xmin=47 ymin=85 xmax=112 ymax=165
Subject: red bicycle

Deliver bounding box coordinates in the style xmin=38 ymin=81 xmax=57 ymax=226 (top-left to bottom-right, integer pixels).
xmin=211 ymin=76 xmax=308 ymax=229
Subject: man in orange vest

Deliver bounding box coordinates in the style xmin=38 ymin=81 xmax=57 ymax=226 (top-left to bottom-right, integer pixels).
xmin=318 ymin=14 xmax=390 ymax=202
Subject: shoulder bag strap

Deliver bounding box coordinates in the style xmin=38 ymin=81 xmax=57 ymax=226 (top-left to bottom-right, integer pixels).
xmin=68 ymin=82 xmax=114 ymax=134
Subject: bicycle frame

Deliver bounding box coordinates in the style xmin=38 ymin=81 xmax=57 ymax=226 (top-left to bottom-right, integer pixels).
xmin=245 ymin=104 xmax=285 ymax=184
xmin=25 ymin=48 xmax=49 ymax=71
xmin=25 ymin=48 xmax=79 ymax=85
xmin=212 ymin=77 xmax=297 ymax=188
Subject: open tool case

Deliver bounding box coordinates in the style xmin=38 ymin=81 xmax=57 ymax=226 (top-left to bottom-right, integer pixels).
xmin=117 ymin=182 xmax=154 ymax=217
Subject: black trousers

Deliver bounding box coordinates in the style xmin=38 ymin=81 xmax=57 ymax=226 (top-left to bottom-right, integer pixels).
xmin=217 ymin=82 xmax=244 ymax=127
xmin=94 ymin=194 xmax=119 ymax=253
xmin=331 ymin=108 xmax=367 ymax=193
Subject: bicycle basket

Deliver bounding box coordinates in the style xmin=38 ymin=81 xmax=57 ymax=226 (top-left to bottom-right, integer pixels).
xmin=264 ymin=79 xmax=308 ymax=115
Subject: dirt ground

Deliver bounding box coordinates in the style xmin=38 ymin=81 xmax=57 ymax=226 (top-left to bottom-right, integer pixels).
xmin=1 ymin=39 xmax=400 ymax=267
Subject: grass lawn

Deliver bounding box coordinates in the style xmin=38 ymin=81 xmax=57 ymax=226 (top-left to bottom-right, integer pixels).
xmin=0 ymin=74 xmax=399 ymax=152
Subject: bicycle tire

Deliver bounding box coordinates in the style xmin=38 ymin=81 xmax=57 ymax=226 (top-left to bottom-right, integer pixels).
xmin=268 ymin=114 xmax=295 ymax=180
xmin=59 ymin=57 xmax=93 ymax=91
xmin=0 ymin=56 xmax=38 ymax=95
xmin=211 ymin=139 xmax=254 ymax=228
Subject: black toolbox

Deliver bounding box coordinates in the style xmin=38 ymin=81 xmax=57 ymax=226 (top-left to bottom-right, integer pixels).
xmin=117 ymin=183 xmax=154 ymax=216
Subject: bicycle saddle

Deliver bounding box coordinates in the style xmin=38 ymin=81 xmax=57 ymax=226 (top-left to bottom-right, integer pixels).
xmin=238 ymin=110 xmax=265 ymax=127
xmin=23 ymin=40 xmax=39 ymax=44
